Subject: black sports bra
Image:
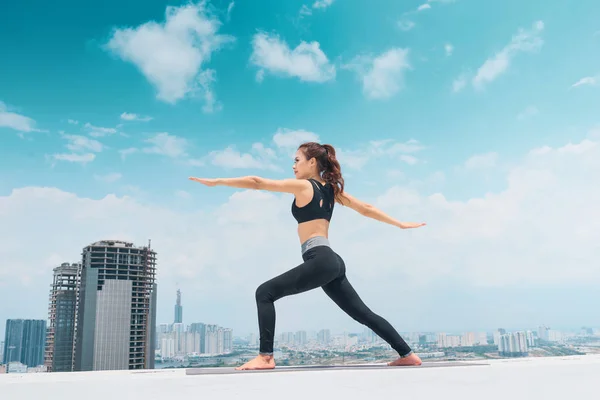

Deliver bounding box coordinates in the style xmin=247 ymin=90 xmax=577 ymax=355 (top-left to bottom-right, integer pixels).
xmin=291 ymin=179 xmax=335 ymax=224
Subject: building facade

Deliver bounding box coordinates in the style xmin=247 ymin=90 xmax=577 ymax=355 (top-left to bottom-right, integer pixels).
xmin=73 ymin=240 xmax=157 ymax=371
xmin=45 ymin=262 xmax=80 ymax=372
xmin=3 ymin=319 xmax=46 ymax=367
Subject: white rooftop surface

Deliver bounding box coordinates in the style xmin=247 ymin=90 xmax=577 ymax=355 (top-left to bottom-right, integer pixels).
xmin=1 ymin=355 xmax=597 ymax=399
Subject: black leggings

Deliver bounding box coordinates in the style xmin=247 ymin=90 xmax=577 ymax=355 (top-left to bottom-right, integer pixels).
xmin=254 ymin=245 xmax=412 ymax=356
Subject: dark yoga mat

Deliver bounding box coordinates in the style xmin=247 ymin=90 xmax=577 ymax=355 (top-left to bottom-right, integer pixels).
xmin=186 ymin=361 xmax=489 ymax=375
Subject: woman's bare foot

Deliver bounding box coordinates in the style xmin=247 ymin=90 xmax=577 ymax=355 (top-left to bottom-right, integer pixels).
xmin=388 ymin=353 xmax=422 ymax=367
xmin=235 ymin=354 xmax=276 ymax=371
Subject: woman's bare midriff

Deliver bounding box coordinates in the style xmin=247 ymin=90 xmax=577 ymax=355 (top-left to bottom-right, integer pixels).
xmin=297 ymin=219 xmax=330 ymax=244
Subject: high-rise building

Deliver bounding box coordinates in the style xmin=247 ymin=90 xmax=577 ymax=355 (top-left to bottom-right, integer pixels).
xmin=538 ymin=325 xmax=550 ymax=341
xmin=174 ymin=289 xmax=183 ymax=324
xmin=223 ymin=328 xmax=233 ymax=353
xmin=3 ymin=319 xmax=47 ymax=367
xmin=498 ymin=331 xmax=529 ymax=357
xmin=295 ymin=330 xmax=307 ymax=345
xmin=45 ymin=262 xmax=80 ymax=372
xmin=189 ymin=323 xmax=206 ymax=353
xmin=462 ymin=332 xmax=476 ymax=347
xmin=73 ymin=240 xmax=157 ymax=371
xmin=317 ymin=329 xmax=330 ymax=345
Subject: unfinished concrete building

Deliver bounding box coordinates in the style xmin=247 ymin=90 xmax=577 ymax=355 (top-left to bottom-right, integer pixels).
xmin=45 ymin=262 xmax=80 ymax=372
xmin=73 ymin=240 xmax=157 ymax=371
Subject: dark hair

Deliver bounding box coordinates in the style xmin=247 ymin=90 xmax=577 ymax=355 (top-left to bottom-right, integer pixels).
xmin=298 ymin=142 xmax=345 ymax=200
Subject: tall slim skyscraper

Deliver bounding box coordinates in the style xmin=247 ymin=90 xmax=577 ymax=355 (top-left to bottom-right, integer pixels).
xmin=45 ymin=262 xmax=80 ymax=372
xmin=174 ymin=289 xmax=183 ymax=324
xmin=3 ymin=319 xmax=47 ymax=367
xmin=73 ymin=240 xmax=157 ymax=371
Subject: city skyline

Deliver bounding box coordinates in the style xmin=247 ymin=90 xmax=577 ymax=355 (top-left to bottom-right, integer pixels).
xmin=2 ymin=0 xmax=600 ymax=341
xmin=0 ymin=248 xmax=596 ymax=340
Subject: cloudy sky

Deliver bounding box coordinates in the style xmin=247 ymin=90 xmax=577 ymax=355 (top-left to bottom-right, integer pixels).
xmin=1 ymin=0 xmax=599 ymax=340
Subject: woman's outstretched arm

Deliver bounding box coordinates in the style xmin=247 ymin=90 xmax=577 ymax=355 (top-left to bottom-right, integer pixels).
xmin=337 ymin=192 xmax=426 ymax=229
xmin=189 ymin=176 xmax=310 ymax=195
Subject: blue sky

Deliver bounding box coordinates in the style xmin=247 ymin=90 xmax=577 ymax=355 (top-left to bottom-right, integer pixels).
xmin=1 ymin=0 xmax=600 ymax=340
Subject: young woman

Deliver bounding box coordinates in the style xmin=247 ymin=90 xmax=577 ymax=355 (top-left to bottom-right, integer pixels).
xmin=189 ymin=142 xmax=426 ymax=370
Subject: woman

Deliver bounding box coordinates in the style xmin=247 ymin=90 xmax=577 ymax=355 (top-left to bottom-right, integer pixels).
xmin=189 ymin=142 xmax=426 ymax=370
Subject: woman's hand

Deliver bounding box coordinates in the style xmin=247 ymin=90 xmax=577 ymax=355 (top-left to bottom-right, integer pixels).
xmin=189 ymin=177 xmax=219 ymax=187
xmin=398 ymin=222 xmax=427 ymax=229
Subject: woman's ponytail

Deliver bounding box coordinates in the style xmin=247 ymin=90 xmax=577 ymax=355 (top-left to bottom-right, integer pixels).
xmin=320 ymin=144 xmax=344 ymax=200
xmin=298 ymin=142 xmax=345 ymax=200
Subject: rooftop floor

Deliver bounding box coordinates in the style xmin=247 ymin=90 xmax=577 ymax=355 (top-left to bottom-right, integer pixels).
xmin=1 ymin=355 xmax=597 ymax=399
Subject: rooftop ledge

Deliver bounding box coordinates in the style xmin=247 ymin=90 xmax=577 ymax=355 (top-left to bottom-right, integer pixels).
xmin=1 ymin=355 xmax=597 ymax=399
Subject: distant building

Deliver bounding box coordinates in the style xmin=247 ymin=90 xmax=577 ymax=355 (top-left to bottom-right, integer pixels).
xmin=174 ymin=290 xmax=183 ymax=324
xmin=189 ymin=323 xmax=206 ymax=353
xmin=7 ymin=362 xmax=28 ymax=374
xmin=3 ymin=319 xmax=46 ymax=367
xmin=498 ymin=331 xmax=528 ymax=357
xmin=223 ymin=328 xmax=233 ymax=353
xmin=538 ymin=325 xmax=550 ymax=341
xmin=317 ymin=329 xmax=331 ymax=345
xmin=295 ymin=330 xmax=307 ymax=345
xmin=45 ymin=262 xmax=80 ymax=372
xmin=73 ymin=240 xmax=157 ymax=371
xmin=156 ymin=322 xmax=233 ymax=359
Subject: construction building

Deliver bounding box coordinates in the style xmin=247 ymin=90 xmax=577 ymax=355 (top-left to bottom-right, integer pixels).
xmin=72 ymin=240 xmax=157 ymax=371
xmin=44 ymin=262 xmax=80 ymax=372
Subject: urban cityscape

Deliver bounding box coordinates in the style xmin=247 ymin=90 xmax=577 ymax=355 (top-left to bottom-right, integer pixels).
xmin=1 ymin=239 xmax=599 ymax=374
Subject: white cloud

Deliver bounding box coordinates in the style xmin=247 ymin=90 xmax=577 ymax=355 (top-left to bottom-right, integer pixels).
xmin=452 ymin=75 xmax=467 ymax=92
xmin=226 ymin=1 xmax=235 ymax=19
xmin=119 ymin=147 xmax=138 ymax=160
xmin=444 ymin=43 xmax=454 ymax=56
xmin=51 ymin=133 xmax=104 ymax=164
xmin=209 ymin=146 xmax=280 ymax=171
xmin=517 ymin=105 xmax=539 ymax=120
xmin=175 ymin=190 xmax=191 ymax=199
xmin=344 ymin=48 xmax=411 ymax=100
xmin=400 ymin=154 xmax=419 ymax=165
xmin=197 ymin=68 xmax=221 ymax=113
xmin=337 ymin=139 xmax=425 ymax=170
xmin=250 ymin=32 xmax=336 ymax=83
xmin=84 ymin=123 xmax=117 ymax=137
xmin=570 ymin=76 xmax=598 ymax=88
xmin=272 ymin=128 xmax=320 ymax=149
xmin=464 ymin=152 xmax=499 ymax=169
xmin=417 ymin=4 xmax=431 ymax=11
xmin=472 ymin=21 xmax=544 ymax=89
xmin=0 ymin=101 xmax=42 ymax=133
xmin=386 ymin=169 xmax=405 ymax=179
xmin=51 ymin=153 xmax=96 ymax=164
xmin=3 ymin=135 xmax=599 ymax=335
xmin=120 ymin=112 xmax=153 ymax=122
xmin=94 ymin=173 xmax=123 ymax=183
xmin=67 ymin=119 xmax=79 ymax=125
xmin=143 ymin=133 xmax=188 ymax=158
xmin=299 ymin=5 xmax=312 ymax=16
xmin=373 ymin=138 xmax=424 ymax=154
xmin=105 ymin=1 xmax=234 ymax=109
xmin=299 ymin=0 xmax=335 ymax=16
xmin=312 ymin=0 xmax=334 ymax=9
xmin=63 ymin=134 xmax=104 ymax=153
xmin=397 ymin=20 xmax=415 ymax=31
xmin=206 ymin=131 xmax=313 ymax=171
xmin=335 ymin=149 xmax=370 ymax=170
